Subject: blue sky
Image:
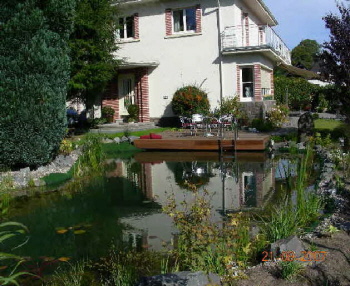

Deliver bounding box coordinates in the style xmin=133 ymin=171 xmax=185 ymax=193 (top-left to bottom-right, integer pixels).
xmin=263 ymin=0 xmax=341 ymax=49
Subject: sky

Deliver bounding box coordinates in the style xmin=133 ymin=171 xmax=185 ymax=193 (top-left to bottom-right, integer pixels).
xmin=263 ymin=0 xmax=341 ymax=49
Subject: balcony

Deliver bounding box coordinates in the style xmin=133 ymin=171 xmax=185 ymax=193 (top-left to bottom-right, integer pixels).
xmin=221 ymin=25 xmax=291 ymax=65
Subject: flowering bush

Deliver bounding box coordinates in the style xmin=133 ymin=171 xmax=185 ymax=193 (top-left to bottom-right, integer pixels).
xmin=266 ymin=104 xmax=289 ymax=128
xmin=59 ymin=139 xmax=74 ymax=155
xmin=171 ymin=86 xmax=210 ymax=117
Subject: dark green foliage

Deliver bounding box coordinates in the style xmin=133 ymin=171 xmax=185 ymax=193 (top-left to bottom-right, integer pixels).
xmin=274 ymin=76 xmax=319 ymax=110
xmin=291 ymin=39 xmax=320 ymax=70
xmin=250 ymin=119 xmax=274 ymax=132
xmin=101 ymin=106 xmax=115 ymax=118
xmin=68 ymin=0 xmax=119 ymax=109
xmin=0 ymin=0 xmax=75 ymax=168
xmin=127 ymin=104 xmax=139 ymax=122
xmin=321 ymin=3 xmax=350 ymax=121
xmin=171 ymin=86 xmax=210 ymax=117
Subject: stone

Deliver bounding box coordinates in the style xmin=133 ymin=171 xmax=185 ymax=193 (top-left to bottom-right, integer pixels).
xmin=33 ymin=178 xmax=45 ymax=187
xmin=298 ymin=112 xmax=314 ymax=143
xmin=270 ymin=235 xmax=305 ymax=260
xmin=128 ymin=136 xmax=140 ymax=143
xmin=137 ymin=271 xmax=221 ymax=286
xmin=102 ymin=138 xmax=114 ymax=144
xmin=19 ymin=167 xmax=30 ymax=174
xmin=113 ymin=137 xmax=121 ymax=144
xmin=297 ymin=142 xmax=306 ymax=150
xmin=121 ymin=136 xmax=129 ymax=142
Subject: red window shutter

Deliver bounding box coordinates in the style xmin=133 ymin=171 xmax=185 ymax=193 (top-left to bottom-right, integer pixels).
xmin=165 ymin=8 xmax=172 ymax=36
xmin=195 ymin=5 xmax=202 ymax=33
xmin=134 ymin=13 xmax=139 ymax=39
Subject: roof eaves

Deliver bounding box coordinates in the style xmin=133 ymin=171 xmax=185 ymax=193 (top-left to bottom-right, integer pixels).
xmin=256 ymin=0 xmax=278 ymax=26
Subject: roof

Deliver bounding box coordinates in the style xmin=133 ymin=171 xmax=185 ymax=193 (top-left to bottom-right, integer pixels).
xmin=115 ymin=0 xmax=278 ymax=25
xmin=279 ymin=63 xmax=321 ymax=80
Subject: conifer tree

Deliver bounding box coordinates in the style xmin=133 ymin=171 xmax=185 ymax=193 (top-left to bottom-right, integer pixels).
xmin=0 ymin=0 xmax=75 ymax=168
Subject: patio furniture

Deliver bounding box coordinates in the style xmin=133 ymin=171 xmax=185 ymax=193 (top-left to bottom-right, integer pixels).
xmin=179 ymin=116 xmax=196 ymax=136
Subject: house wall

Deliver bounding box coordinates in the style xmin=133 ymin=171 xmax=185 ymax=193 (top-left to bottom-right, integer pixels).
xmin=116 ymin=0 xmax=276 ymax=119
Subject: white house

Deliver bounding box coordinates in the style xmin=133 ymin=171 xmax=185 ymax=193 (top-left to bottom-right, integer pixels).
xmin=102 ymin=0 xmax=291 ymax=123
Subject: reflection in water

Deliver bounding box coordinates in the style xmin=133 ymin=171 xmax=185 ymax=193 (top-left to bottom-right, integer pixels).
xmin=117 ymin=152 xmax=276 ymax=250
xmin=8 ymin=152 xmax=277 ymax=259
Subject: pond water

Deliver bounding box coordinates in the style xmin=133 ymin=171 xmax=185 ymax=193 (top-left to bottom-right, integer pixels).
xmin=7 ymin=151 xmax=297 ymax=265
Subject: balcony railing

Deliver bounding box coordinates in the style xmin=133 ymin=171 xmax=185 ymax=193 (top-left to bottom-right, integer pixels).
xmin=222 ymin=25 xmax=291 ymax=65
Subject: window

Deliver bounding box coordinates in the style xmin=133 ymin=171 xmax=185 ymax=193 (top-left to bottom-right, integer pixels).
xmin=118 ymin=16 xmax=134 ymax=39
xmin=173 ymin=7 xmax=196 ymax=33
xmin=242 ymin=67 xmax=254 ymax=98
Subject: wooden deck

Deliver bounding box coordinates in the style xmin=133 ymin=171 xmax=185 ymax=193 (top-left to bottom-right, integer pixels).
xmin=134 ymin=131 xmax=270 ymax=151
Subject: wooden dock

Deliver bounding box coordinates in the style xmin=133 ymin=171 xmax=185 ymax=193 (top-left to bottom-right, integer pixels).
xmin=134 ymin=131 xmax=270 ymax=151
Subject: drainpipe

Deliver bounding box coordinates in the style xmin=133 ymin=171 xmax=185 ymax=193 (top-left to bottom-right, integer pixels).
xmin=217 ymin=0 xmax=224 ymax=107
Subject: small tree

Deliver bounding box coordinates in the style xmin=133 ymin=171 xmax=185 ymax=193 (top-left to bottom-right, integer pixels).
xmin=321 ymin=3 xmax=350 ymax=121
xmin=68 ymin=0 xmax=119 ymax=111
xmin=171 ymin=86 xmax=210 ymax=117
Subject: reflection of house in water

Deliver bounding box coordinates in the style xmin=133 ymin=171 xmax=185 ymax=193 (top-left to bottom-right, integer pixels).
xmin=134 ymin=152 xmax=275 ymax=213
xmin=106 ymin=153 xmax=275 ymax=250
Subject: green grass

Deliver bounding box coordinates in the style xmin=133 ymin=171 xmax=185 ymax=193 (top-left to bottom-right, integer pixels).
xmin=102 ymin=142 xmax=142 ymax=159
xmin=101 ymin=127 xmax=171 ymax=139
xmin=280 ymin=261 xmax=304 ymax=280
xmin=314 ymin=119 xmax=344 ymax=130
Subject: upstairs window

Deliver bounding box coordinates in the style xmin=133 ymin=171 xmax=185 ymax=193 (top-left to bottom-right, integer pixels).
xmin=118 ymin=16 xmax=134 ymax=39
xmin=173 ymin=7 xmax=196 ymax=33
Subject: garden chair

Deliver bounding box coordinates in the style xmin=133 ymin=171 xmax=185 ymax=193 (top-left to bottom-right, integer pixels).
xmin=179 ymin=116 xmax=196 ymax=136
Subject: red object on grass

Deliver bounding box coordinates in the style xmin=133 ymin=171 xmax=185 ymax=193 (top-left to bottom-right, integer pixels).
xmin=140 ymin=135 xmax=151 ymax=139
xmin=150 ymin=133 xmax=162 ymax=139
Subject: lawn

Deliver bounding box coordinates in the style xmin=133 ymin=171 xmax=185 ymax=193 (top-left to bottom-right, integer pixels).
xmin=314 ymin=119 xmax=344 ymax=130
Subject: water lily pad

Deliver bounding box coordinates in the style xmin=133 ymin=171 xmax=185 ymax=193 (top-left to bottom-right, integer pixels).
xmin=73 ymin=229 xmax=86 ymax=235
xmin=41 ymin=256 xmax=55 ymax=262
xmin=58 ymin=257 xmax=70 ymax=262
xmin=56 ymin=229 xmax=68 ymax=234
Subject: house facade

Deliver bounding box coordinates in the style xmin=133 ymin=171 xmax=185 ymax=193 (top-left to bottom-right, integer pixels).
xmin=102 ymin=0 xmax=291 ymax=122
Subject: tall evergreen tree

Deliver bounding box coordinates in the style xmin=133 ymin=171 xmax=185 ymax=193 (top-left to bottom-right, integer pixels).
xmin=68 ymin=0 xmax=119 ymax=111
xmin=0 ymin=0 xmax=75 ymax=168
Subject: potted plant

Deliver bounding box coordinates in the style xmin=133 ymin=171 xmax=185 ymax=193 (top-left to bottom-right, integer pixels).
xmin=127 ymin=104 xmax=139 ymax=123
xmin=101 ymin=106 xmax=115 ymax=123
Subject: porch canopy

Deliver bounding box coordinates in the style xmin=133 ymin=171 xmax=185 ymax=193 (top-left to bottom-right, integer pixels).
xmin=278 ymin=63 xmax=320 ymax=80
xmin=118 ymin=61 xmax=159 ymax=70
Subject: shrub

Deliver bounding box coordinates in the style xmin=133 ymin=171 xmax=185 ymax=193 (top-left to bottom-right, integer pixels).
xmin=250 ymin=119 xmax=274 ymax=132
xmin=213 ymin=96 xmax=247 ymax=120
xmin=59 ymin=139 xmax=75 ymax=155
xmin=102 ymin=106 xmax=115 ymax=119
xmin=171 ymin=86 xmax=210 ymax=117
xmin=266 ymin=104 xmax=289 ymax=128
xmin=274 ymin=76 xmax=319 ymax=110
xmin=0 ymin=0 xmax=74 ymax=169
xmin=127 ymin=104 xmax=139 ymax=122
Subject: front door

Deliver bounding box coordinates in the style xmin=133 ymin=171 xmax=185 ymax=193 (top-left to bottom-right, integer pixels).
xmin=118 ymin=74 xmax=135 ymax=116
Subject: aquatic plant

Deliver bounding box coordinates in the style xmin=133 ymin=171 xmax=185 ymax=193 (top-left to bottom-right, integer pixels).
xmin=163 ymin=185 xmax=264 ymax=279
xmin=261 ymin=145 xmax=322 ymax=242
xmin=47 ymin=260 xmax=87 ymax=286
xmin=0 ymin=222 xmax=33 ymax=286
xmin=74 ymin=134 xmax=105 ymax=178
